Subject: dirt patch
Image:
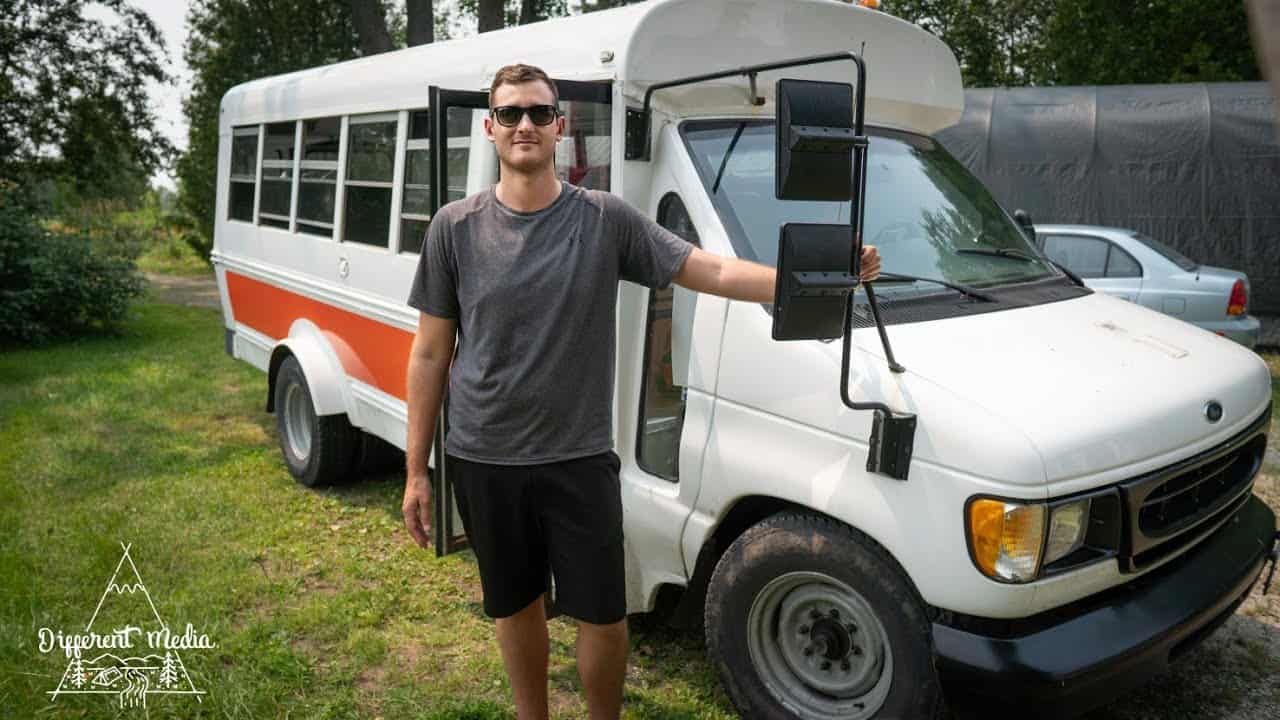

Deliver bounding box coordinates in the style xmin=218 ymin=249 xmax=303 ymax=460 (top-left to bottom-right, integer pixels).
xmin=145 ymin=271 xmax=220 ymax=308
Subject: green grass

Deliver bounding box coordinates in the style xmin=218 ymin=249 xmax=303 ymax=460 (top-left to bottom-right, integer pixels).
xmin=2 ymin=298 xmax=1275 ymax=719
xmin=136 ymin=234 xmax=211 ymax=277
xmin=1262 ymin=351 xmax=1279 ymax=427
xmin=0 ymin=299 xmax=734 ymax=719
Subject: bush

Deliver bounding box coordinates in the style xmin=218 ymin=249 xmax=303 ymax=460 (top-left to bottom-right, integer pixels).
xmin=0 ymin=180 xmax=147 ymax=345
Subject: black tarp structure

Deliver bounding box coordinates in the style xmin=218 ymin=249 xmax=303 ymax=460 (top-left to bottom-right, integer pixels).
xmin=935 ymin=83 xmax=1280 ymax=313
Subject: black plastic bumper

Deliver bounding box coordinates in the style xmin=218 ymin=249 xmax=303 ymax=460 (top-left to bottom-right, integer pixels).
xmin=933 ymin=493 xmax=1276 ymax=718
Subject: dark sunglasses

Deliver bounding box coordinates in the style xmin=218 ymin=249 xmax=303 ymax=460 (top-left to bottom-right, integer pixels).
xmin=491 ymin=104 xmax=559 ymax=127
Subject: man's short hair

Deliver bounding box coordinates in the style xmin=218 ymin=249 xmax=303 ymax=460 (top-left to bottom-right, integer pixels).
xmin=489 ymin=63 xmax=559 ymax=109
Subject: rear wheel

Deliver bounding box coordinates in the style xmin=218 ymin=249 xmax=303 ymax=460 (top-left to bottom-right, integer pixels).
xmin=705 ymin=512 xmax=943 ymax=720
xmin=273 ymin=356 xmax=359 ymax=487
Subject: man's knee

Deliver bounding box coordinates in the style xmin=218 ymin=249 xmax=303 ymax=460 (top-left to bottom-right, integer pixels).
xmin=576 ymin=617 xmax=627 ymax=640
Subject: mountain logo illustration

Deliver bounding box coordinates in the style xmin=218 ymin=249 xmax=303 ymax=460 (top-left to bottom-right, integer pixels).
xmin=45 ymin=543 xmax=209 ymax=709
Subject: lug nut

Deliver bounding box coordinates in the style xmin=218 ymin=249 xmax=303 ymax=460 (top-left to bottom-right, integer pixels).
xmin=799 ymin=625 xmax=810 ymax=635
xmin=821 ymin=661 xmax=832 ymax=670
xmin=846 ymin=623 xmax=857 ymax=633
xmin=829 ymin=608 xmax=840 ymax=619
xmin=810 ymin=609 xmax=822 ymax=620
xmin=841 ymin=660 xmax=851 ymax=671
xmin=853 ymin=647 xmax=863 ymax=656
xmin=803 ymin=646 xmax=814 ymax=656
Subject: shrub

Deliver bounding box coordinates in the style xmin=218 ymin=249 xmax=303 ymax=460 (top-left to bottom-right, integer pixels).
xmin=0 ymin=180 xmax=147 ymax=345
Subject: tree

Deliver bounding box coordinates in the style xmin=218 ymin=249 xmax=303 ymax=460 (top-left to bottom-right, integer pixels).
xmin=177 ymin=0 xmax=365 ymax=252
xmin=407 ymin=0 xmax=435 ymax=45
xmin=1041 ymin=0 xmax=1260 ymax=85
xmin=478 ymin=0 xmax=504 ymax=32
xmin=158 ymin=652 xmax=178 ymax=688
xmin=350 ymin=0 xmax=393 ymax=55
xmin=883 ymin=0 xmax=1054 ymax=87
xmin=0 ymin=1 xmax=171 ymax=197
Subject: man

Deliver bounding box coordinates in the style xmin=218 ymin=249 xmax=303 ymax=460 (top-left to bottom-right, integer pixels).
xmin=401 ymin=63 xmax=880 ymax=720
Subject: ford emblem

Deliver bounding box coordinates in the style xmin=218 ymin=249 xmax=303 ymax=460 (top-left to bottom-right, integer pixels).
xmin=1204 ymin=401 xmax=1223 ymax=423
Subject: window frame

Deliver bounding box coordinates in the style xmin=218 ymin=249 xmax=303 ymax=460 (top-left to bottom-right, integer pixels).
xmin=340 ymin=111 xmax=400 ymax=250
xmin=399 ymin=108 xmax=432 ymax=255
xmin=227 ymin=125 xmax=260 ymax=224
xmin=634 ymin=192 xmax=702 ymax=484
xmin=257 ymin=120 xmax=298 ymax=228
xmin=296 ymin=116 xmax=342 ymax=237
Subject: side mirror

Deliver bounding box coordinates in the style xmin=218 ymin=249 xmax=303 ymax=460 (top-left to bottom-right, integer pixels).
xmin=772 ymin=223 xmax=859 ymax=341
xmin=776 ymin=78 xmax=857 ymax=201
xmin=773 ymin=79 xmax=861 ymax=341
xmin=1013 ymin=209 xmax=1035 ymax=243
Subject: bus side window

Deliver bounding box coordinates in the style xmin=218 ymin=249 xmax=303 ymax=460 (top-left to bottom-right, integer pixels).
xmin=258 ymin=121 xmax=297 ymax=229
xmin=636 ymin=193 xmax=701 ymax=482
xmin=343 ymin=114 xmax=397 ymax=247
xmin=400 ymin=109 xmax=431 ymax=254
xmin=228 ymin=127 xmax=258 ymax=222
xmin=556 ymin=98 xmax=610 ymax=190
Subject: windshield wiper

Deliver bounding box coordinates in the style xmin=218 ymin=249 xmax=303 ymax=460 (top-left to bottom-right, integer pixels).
xmin=871 ymin=273 xmax=997 ymax=302
xmin=711 ymin=122 xmax=746 ymax=194
xmin=955 ymin=247 xmax=1039 ymax=263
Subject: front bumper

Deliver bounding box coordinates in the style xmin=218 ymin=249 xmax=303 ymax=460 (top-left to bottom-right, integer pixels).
xmin=933 ymin=493 xmax=1276 ymax=718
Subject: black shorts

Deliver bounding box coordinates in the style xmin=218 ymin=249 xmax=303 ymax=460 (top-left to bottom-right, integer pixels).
xmin=446 ymin=450 xmax=626 ymax=625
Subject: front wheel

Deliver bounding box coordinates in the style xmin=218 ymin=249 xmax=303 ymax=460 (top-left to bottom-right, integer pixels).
xmin=705 ymin=512 xmax=943 ymax=720
xmin=273 ymin=356 xmax=359 ymax=487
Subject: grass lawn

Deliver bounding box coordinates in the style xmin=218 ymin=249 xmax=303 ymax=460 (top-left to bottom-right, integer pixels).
xmin=1 ymin=298 xmax=1276 ymax=719
xmin=0 ymin=299 xmax=733 ymax=719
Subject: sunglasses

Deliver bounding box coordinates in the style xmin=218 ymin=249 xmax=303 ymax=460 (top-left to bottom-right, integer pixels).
xmin=491 ymin=104 xmax=560 ymax=127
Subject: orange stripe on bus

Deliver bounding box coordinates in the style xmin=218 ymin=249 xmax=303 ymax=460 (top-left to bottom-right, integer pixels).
xmin=226 ymin=271 xmax=414 ymax=400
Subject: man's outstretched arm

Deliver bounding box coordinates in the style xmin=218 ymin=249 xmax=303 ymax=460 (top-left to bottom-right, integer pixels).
xmin=673 ymin=245 xmax=881 ymax=302
xmin=403 ymin=311 xmax=457 ymax=550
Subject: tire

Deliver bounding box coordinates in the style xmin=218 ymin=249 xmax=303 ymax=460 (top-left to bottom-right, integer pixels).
xmin=355 ymin=431 xmax=405 ymax=477
xmin=705 ymin=512 xmax=944 ymax=720
xmin=273 ymin=356 xmax=359 ymax=487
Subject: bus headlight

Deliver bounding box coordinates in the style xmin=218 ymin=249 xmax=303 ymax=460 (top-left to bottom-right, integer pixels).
xmin=967 ymin=499 xmax=1045 ymax=583
xmin=1044 ymin=499 xmax=1090 ymax=565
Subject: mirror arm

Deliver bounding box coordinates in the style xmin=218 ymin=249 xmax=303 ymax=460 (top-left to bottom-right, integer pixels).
xmin=632 ymin=51 xmax=869 ymax=161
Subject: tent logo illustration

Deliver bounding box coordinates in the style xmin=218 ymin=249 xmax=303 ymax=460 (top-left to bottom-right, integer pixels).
xmin=42 ymin=543 xmax=211 ymax=709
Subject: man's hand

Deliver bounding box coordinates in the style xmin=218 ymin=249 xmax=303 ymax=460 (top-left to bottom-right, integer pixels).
xmin=860 ymin=245 xmax=881 ymax=282
xmin=402 ymin=474 xmax=433 ymax=549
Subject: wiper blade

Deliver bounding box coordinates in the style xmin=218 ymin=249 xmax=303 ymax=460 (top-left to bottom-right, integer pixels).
xmin=871 ymin=273 xmax=996 ymax=302
xmin=955 ymin=247 xmax=1039 ymax=263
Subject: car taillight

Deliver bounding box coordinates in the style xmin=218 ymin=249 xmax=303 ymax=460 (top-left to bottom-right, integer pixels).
xmin=1228 ymin=279 xmax=1247 ymax=316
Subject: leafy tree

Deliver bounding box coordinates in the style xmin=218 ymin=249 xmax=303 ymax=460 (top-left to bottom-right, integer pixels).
xmin=1041 ymin=0 xmax=1260 ymax=85
xmin=177 ymin=0 xmax=367 ymax=254
xmin=883 ymin=0 xmax=1055 ymax=87
xmin=0 ymin=0 xmax=171 ymax=197
xmin=883 ymin=0 xmax=1258 ymax=87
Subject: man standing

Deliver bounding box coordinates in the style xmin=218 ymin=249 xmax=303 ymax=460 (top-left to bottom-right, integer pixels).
xmin=401 ymin=64 xmax=880 ymax=719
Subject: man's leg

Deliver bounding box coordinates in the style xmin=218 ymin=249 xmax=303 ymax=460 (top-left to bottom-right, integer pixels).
xmin=575 ymin=617 xmax=628 ymax=720
xmin=494 ymin=593 xmax=550 ymax=720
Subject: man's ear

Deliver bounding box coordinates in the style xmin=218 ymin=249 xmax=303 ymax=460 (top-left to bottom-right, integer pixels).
xmin=555 ymin=114 xmax=565 ymax=142
xmin=483 ymin=115 xmax=495 ymax=143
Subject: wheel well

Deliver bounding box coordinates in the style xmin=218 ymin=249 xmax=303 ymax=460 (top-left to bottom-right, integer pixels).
xmin=265 ymin=347 xmax=294 ymax=414
xmin=666 ymin=495 xmax=805 ymax=629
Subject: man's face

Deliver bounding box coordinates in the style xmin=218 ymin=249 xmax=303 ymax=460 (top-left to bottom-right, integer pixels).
xmin=485 ymin=81 xmax=564 ymax=175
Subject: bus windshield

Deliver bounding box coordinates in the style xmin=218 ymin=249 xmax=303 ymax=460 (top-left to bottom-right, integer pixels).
xmin=681 ymin=121 xmax=1058 ymax=292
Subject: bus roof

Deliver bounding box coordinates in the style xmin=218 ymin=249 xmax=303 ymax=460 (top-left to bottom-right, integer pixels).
xmin=220 ymin=0 xmax=962 ymax=135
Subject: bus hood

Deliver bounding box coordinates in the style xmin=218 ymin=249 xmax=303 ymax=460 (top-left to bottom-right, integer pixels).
xmin=859 ymin=292 xmax=1272 ymax=484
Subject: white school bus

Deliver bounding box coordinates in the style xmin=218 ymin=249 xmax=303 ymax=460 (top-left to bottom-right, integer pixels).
xmin=213 ymin=0 xmax=1277 ymax=717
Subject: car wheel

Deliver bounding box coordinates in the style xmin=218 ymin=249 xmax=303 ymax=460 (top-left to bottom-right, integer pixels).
xmin=705 ymin=511 xmax=943 ymax=720
xmin=273 ymin=356 xmax=359 ymax=487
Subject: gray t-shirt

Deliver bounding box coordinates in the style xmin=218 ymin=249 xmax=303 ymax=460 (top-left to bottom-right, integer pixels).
xmin=406 ymin=183 xmax=695 ymax=465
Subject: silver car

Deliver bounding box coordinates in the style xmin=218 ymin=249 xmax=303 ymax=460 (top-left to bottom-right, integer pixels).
xmin=1034 ymin=224 xmax=1260 ymax=348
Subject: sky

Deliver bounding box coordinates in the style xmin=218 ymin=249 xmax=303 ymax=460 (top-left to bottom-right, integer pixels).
xmin=128 ymin=0 xmax=473 ymax=191
xmin=133 ymin=0 xmax=191 ymax=191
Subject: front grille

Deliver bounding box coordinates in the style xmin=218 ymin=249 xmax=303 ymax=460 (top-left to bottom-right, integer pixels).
xmin=1138 ymin=435 xmax=1266 ymax=537
xmin=1119 ymin=404 xmax=1270 ymax=572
